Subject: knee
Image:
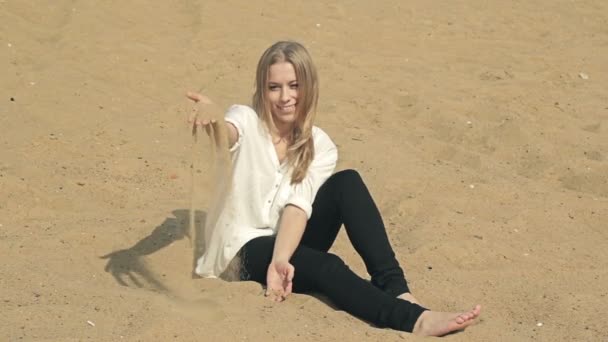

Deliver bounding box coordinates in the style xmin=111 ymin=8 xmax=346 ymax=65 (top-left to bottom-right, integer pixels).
xmin=318 ymin=253 xmax=347 ymax=275
xmin=329 ymin=169 xmax=364 ymax=188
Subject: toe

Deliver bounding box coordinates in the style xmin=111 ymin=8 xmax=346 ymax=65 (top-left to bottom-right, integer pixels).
xmin=459 ymin=311 xmax=474 ymax=323
xmin=473 ymin=304 xmax=482 ymax=315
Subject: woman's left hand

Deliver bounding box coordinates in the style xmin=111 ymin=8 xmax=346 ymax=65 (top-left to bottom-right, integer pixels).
xmin=265 ymin=260 xmax=294 ymax=302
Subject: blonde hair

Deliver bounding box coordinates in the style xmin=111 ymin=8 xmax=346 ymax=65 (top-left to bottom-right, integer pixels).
xmin=252 ymin=41 xmax=319 ymax=184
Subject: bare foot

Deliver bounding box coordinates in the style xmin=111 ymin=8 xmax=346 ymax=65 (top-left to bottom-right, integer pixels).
xmin=397 ymin=292 xmax=421 ymax=306
xmin=412 ymin=305 xmax=481 ymax=336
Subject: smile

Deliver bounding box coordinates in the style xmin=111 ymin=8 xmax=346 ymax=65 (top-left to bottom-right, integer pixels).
xmin=278 ymin=104 xmax=295 ymax=111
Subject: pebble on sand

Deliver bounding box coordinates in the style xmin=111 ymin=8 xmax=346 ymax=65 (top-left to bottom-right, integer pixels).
xmin=578 ymin=72 xmax=589 ymax=80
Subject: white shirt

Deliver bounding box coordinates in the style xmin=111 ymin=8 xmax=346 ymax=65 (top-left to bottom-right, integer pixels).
xmin=195 ymin=105 xmax=338 ymax=278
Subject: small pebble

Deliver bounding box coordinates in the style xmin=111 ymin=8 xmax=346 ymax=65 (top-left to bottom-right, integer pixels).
xmin=469 ymin=184 xmax=475 ymax=189
xmin=536 ymin=322 xmax=543 ymax=327
xmin=10 ymin=97 xmax=15 ymax=102
xmin=579 ymin=72 xmax=589 ymax=80
xmin=7 ymin=43 xmax=12 ymax=47
xmin=87 ymin=320 xmax=95 ymax=327
xmin=316 ymin=23 xmax=321 ymax=27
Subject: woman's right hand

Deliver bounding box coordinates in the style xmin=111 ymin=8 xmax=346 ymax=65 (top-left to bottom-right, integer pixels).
xmin=186 ymin=91 xmax=239 ymax=148
xmin=186 ymin=91 xmax=217 ymax=127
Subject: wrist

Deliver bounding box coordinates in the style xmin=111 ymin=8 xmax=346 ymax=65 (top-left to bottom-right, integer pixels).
xmin=270 ymin=257 xmax=289 ymax=265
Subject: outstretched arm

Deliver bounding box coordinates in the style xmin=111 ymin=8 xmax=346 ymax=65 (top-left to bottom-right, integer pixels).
xmin=186 ymin=91 xmax=239 ymax=149
xmin=266 ymin=204 xmax=308 ymax=301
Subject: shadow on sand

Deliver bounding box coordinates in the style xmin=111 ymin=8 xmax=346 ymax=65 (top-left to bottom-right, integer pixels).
xmin=100 ymin=209 xmax=207 ymax=292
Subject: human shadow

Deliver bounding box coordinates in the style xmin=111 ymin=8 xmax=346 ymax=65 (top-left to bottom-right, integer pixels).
xmin=100 ymin=209 xmax=207 ymax=292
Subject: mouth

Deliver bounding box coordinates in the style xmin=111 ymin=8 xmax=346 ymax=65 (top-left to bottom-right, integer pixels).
xmin=277 ymin=104 xmax=296 ymax=113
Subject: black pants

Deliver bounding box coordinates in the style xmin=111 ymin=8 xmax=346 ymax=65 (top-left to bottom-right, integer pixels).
xmin=239 ymin=169 xmax=427 ymax=332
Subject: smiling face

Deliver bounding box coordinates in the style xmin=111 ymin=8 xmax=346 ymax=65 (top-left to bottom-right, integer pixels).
xmin=266 ymin=62 xmax=298 ymax=131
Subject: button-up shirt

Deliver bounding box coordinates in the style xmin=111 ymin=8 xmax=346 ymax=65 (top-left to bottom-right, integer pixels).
xmin=195 ymin=105 xmax=338 ymax=277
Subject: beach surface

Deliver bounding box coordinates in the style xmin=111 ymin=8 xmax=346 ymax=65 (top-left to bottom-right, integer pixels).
xmin=1 ymin=1 xmax=607 ymax=340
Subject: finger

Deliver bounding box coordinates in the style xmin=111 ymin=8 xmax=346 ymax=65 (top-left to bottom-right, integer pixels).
xmin=285 ymin=282 xmax=293 ymax=297
xmin=197 ymin=94 xmax=212 ymax=105
xmin=266 ymin=290 xmax=278 ymax=302
xmin=276 ymin=288 xmax=285 ymax=300
xmin=186 ymin=91 xmax=202 ymax=102
xmin=287 ymin=266 xmax=294 ymax=282
xmin=268 ymin=288 xmax=284 ymax=302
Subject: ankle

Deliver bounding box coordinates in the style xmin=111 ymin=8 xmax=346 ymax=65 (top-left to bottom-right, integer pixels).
xmin=412 ymin=310 xmax=429 ymax=334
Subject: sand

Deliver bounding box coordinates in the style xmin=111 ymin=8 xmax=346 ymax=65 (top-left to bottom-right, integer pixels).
xmin=1 ymin=1 xmax=607 ymax=341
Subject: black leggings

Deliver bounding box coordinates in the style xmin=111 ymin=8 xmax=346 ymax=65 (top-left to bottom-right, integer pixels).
xmin=239 ymin=169 xmax=427 ymax=332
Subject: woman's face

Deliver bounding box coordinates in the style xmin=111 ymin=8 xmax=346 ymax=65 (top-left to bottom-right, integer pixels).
xmin=266 ymin=62 xmax=298 ymax=130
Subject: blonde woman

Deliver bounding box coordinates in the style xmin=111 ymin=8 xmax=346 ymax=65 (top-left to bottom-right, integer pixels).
xmin=187 ymin=41 xmax=481 ymax=336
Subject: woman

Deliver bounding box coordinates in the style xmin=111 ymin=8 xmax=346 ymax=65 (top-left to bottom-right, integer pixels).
xmin=187 ymin=41 xmax=480 ymax=336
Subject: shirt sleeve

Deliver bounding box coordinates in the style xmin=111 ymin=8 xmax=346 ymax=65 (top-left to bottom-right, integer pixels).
xmin=224 ymin=105 xmax=256 ymax=152
xmin=285 ymin=129 xmax=338 ymax=219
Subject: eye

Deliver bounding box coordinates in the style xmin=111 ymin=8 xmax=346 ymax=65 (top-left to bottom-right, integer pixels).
xmin=290 ymin=83 xmax=299 ymax=89
xmin=268 ymin=85 xmax=280 ymax=91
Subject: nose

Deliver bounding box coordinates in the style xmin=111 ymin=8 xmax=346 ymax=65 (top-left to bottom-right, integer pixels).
xmin=280 ymin=86 xmax=290 ymax=102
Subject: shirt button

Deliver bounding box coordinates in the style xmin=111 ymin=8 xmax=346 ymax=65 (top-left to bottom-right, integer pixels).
xmin=267 ymin=200 xmax=271 ymax=203
xmin=275 ymin=184 xmax=279 ymax=188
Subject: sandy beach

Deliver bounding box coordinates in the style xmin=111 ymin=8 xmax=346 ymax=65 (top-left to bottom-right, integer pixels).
xmin=1 ymin=1 xmax=607 ymax=340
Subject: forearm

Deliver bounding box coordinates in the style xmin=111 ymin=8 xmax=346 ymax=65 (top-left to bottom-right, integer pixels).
xmin=186 ymin=92 xmax=238 ymax=148
xmin=272 ymin=205 xmax=307 ymax=263
xmin=207 ymin=120 xmax=237 ymax=150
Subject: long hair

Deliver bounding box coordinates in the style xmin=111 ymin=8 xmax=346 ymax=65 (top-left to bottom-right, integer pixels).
xmin=252 ymin=41 xmax=319 ymax=184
